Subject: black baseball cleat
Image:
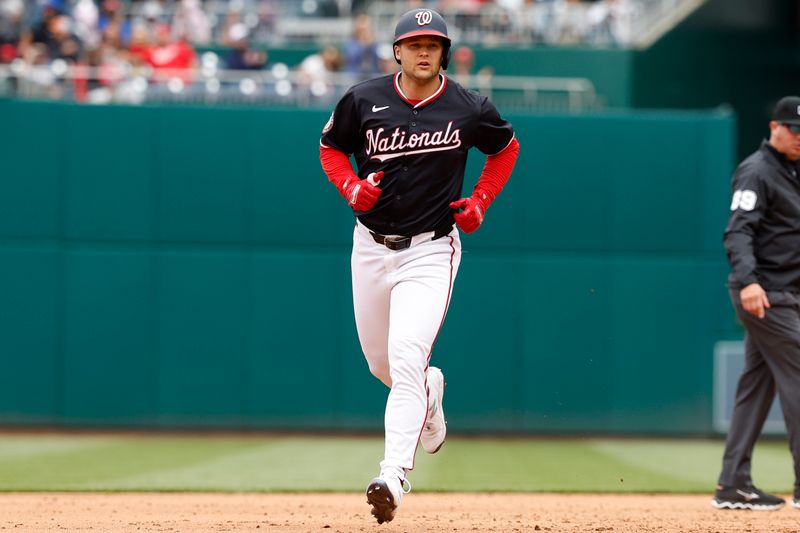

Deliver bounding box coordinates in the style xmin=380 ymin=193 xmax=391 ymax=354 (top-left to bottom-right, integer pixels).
xmin=711 ymin=485 xmax=785 ymax=510
xmin=793 ymin=498 xmax=800 ymax=509
xmin=366 ymin=477 xmax=400 ymax=524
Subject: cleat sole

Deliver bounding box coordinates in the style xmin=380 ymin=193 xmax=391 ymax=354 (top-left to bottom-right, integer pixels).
xmin=367 ymin=480 xmax=398 ymax=524
xmin=711 ymin=499 xmax=785 ymax=511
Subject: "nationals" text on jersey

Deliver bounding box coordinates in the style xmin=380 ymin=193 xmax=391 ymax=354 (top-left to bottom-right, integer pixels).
xmin=366 ymin=121 xmax=461 ymax=162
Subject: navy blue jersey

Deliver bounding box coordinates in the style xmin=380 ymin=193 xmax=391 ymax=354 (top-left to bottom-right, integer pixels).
xmin=321 ymin=72 xmax=515 ymax=236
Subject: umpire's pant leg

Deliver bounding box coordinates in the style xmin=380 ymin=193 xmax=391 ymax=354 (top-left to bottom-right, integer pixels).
xmin=720 ymin=289 xmax=800 ymax=488
xmin=718 ymin=324 xmax=775 ymax=487
xmin=749 ymin=291 xmax=800 ymax=492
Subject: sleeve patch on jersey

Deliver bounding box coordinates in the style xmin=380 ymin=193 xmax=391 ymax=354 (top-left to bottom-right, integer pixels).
xmin=322 ymin=111 xmax=334 ymax=135
xmin=730 ymin=189 xmax=757 ymax=211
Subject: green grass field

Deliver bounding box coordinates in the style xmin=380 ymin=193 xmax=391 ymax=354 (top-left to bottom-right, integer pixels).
xmin=0 ymin=433 xmax=793 ymax=493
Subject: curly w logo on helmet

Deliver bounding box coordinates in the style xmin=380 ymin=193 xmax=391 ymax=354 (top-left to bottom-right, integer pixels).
xmin=415 ymin=10 xmax=433 ymax=25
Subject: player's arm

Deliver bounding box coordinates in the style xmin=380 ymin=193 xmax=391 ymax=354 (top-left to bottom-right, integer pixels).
xmin=450 ymin=136 xmax=519 ymax=233
xmin=319 ymin=143 xmax=384 ymax=211
xmin=319 ymin=91 xmax=383 ymax=211
xmin=723 ymin=165 xmax=769 ymax=317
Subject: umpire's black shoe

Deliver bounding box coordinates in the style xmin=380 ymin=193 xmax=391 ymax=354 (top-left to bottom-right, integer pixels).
xmin=711 ymin=485 xmax=785 ymax=510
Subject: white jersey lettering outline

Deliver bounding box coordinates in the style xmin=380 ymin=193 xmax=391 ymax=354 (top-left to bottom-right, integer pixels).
xmin=365 ymin=121 xmax=461 ymax=162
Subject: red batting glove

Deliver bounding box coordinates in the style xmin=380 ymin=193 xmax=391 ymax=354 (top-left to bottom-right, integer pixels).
xmin=342 ymin=171 xmax=384 ymax=211
xmin=449 ymin=195 xmax=487 ymax=233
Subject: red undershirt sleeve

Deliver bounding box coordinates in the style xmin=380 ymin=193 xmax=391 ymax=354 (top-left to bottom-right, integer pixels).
xmin=320 ymin=143 xmax=358 ymax=195
xmin=472 ymin=137 xmax=520 ymax=208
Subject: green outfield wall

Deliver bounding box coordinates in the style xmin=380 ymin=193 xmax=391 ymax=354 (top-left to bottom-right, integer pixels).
xmin=0 ymin=99 xmax=737 ymax=434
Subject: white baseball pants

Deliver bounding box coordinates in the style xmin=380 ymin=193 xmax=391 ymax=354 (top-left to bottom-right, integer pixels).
xmin=351 ymin=220 xmax=461 ymax=474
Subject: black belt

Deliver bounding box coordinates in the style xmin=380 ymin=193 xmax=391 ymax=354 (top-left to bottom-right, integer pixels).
xmin=370 ymin=224 xmax=453 ymax=251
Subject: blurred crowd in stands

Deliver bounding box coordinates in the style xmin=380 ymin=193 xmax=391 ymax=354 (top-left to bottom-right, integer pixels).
xmin=0 ymin=0 xmax=634 ymax=105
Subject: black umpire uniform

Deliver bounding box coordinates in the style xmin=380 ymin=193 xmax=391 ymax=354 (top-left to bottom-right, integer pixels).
xmin=715 ymin=96 xmax=800 ymax=509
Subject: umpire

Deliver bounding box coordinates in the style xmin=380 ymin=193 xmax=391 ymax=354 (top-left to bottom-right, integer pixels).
xmin=713 ymin=96 xmax=800 ymax=510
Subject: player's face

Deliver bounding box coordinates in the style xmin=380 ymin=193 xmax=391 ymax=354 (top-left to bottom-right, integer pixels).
xmin=395 ymin=36 xmax=444 ymax=82
xmin=769 ymin=120 xmax=800 ymax=161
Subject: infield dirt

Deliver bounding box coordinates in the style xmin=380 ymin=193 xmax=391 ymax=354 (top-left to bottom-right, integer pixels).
xmin=1 ymin=492 xmax=798 ymax=532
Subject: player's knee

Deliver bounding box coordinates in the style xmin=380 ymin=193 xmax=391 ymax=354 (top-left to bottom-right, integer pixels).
xmin=367 ymin=360 xmax=391 ymax=386
xmin=387 ymin=355 xmax=426 ymax=385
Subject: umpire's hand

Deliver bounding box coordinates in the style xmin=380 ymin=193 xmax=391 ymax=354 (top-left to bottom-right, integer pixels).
xmin=741 ymin=283 xmax=771 ymax=319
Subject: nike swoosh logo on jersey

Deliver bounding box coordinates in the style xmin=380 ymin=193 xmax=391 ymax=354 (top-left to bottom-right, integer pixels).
xmin=372 ymin=105 xmax=390 ymax=112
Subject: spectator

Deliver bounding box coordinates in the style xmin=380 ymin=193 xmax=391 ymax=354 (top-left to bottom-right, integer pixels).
xmin=296 ymin=44 xmax=344 ymax=101
xmin=375 ymin=42 xmax=396 ymax=74
xmin=451 ymin=45 xmax=475 ymax=81
xmin=248 ymin=0 xmax=277 ymax=43
xmin=440 ymin=0 xmax=484 ymax=42
xmin=98 ymin=0 xmax=132 ymax=47
xmin=127 ymin=22 xmax=152 ymax=65
xmin=130 ymin=0 xmax=166 ymax=49
xmin=298 ymin=44 xmax=343 ymax=85
xmin=44 ymin=13 xmax=84 ymax=63
xmin=343 ymin=14 xmax=380 ymax=77
xmin=552 ymin=0 xmax=590 ymax=45
xmin=140 ymin=0 xmax=164 ymax=24
xmin=0 ymin=0 xmax=24 ymax=63
xmin=218 ymin=7 xmax=246 ymax=47
xmin=77 ymin=31 xmax=129 ymax=103
xmin=521 ymin=0 xmax=553 ymax=43
xmin=586 ymin=0 xmax=635 ymax=46
xmin=491 ymin=0 xmax=525 ymax=44
xmin=142 ymin=22 xmax=197 ymax=83
xmin=224 ymin=22 xmax=268 ymax=70
xmin=17 ymin=1 xmax=60 ymax=59
xmin=449 ymin=44 xmax=493 ymax=89
xmin=172 ymin=0 xmax=211 ymax=45
xmin=20 ymin=41 xmax=48 ymax=67
xmin=71 ymin=0 xmax=99 ymax=51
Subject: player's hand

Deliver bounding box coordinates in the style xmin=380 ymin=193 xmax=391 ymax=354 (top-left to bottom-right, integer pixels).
xmin=740 ymin=283 xmax=770 ymax=319
xmin=449 ymin=195 xmax=487 ymax=233
xmin=342 ymin=171 xmax=384 ymax=211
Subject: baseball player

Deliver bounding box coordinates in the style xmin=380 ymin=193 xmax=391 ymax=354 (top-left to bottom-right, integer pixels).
xmin=319 ymin=8 xmax=519 ymax=524
xmin=712 ymin=95 xmax=800 ymax=511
